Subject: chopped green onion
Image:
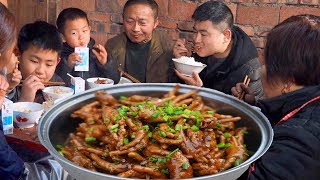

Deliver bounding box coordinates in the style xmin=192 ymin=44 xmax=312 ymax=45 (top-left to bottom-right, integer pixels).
xmin=181 ymin=114 xmax=189 ymax=118
xmin=224 ymin=143 xmax=232 ymax=148
xmin=85 ymin=137 xmax=96 ymax=142
xmin=157 ymin=157 xmax=166 ymax=164
xmin=216 ymin=123 xmax=222 ymax=128
xmin=88 ymin=127 xmax=93 ymax=132
xmin=142 ymin=125 xmax=149 ymax=131
xmin=123 ymin=138 xmax=129 ymax=145
xmin=191 ymin=125 xmax=199 ymax=132
xmin=175 ymin=124 xmax=182 ymax=131
xmin=158 ymin=130 xmax=166 ymax=137
xmin=150 ymin=166 xmax=159 ymax=169
xmin=243 ymin=144 xmax=247 ymax=148
xmin=110 ymin=124 xmax=119 ymax=130
xmin=104 ymin=149 xmax=109 ymax=153
xmin=165 ymin=107 xmax=174 ymax=115
xmin=161 ymin=169 xmax=169 ymax=175
xmin=149 ymin=156 xmax=158 ymax=162
xmin=244 ymin=152 xmax=249 ymax=156
xmin=223 ymin=132 xmax=231 ymax=138
xmin=234 ymin=159 xmax=242 ymax=166
xmin=167 ymin=120 xmax=174 ymax=125
xmin=181 ymin=104 xmax=188 ymax=108
xmin=166 ymin=148 xmax=179 ymax=158
xmin=131 ymin=111 xmax=138 ymax=116
xmin=114 ymin=115 xmax=121 ymax=121
xmin=59 ymin=151 xmax=64 ymax=156
xmin=206 ymin=110 xmax=214 ymax=115
xmin=131 ymin=133 xmax=136 ymax=139
xmin=112 ymin=128 xmax=118 ymax=133
xmin=243 ymin=130 xmax=249 ymax=135
xmin=104 ymin=118 xmax=110 ymax=123
xmin=174 ymin=110 xmax=183 ymax=115
xmin=138 ymin=105 xmax=144 ymax=112
xmin=182 ymin=163 xmax=189 ymax=170
xmin=120 ymin=96 xmax=127 ymax=100
xmin=152 ymin=111 xmax=160 ymax=118
xmin=163 ymin=115 xmax=169 ymax=122
xmin=166 ymin=126 xmax=176 ymax=133
xmin=195 ymin=118 xmax=201 ymax=126
xmin=183 ymin=126 xmax=189 ymax=130
xmin=217 ymin=142 xmax=225 ymax=149
xmin=56 ymin=144 xmax=63 ymax=150
xmin=148 ymin=132 xmax=153 ymax=138
xmin=183 ymin=109 xmax=191 ymax=115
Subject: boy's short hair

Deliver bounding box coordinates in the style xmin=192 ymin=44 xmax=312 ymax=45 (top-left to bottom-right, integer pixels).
xmin=192 ymin=1 xmax=233 ymax=31
xmin=123 ymin=0 xmax=159 ymax=19
xmin=56 ymin=7 xmax=89 ymax=34
xmin=18 ymin=21 xmax=62 ymax=55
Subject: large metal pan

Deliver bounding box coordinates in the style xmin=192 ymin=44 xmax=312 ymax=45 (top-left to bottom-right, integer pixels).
xmin=38 ymin=83 xmax=273 ymax=180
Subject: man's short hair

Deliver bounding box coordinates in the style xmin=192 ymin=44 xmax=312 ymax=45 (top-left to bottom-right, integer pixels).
xmin=56 ymin=7 xmax=89 ymax=34
xmin=192 ymin=1 xmax=234 ymax=30
xmin=123 ymin=0 xmax=159 ymax=19
xmin=18 ymin=21 xmax=62 ymax=55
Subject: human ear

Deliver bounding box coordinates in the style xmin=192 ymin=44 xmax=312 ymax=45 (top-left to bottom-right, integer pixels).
xmin=153 ymin=18 xmax=159 ymax=29
xmin=223 ymin=29 xmax=232 ymax=43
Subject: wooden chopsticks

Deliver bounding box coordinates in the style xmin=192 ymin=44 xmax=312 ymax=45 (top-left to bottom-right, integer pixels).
xmin=118 ymin=67 xmax=141 ymax=83
xmin=18 ymin=80 xmax=65 ymax=86
xmin=238 ymin=75 xmax=251 ymax=100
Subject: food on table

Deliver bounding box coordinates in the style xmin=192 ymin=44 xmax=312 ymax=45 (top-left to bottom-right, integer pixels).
xmin=15 ymin=105 xmax=31 ymax=113
xmin=94 ymin=78 xmax=110 ymax=84
xmin=58 ymin=85 xmax=249 ymax=179
xmin=173 ymin=56 xmax=204 ymax=66
xmin=52 ymin=87 xmax=67 ymax=94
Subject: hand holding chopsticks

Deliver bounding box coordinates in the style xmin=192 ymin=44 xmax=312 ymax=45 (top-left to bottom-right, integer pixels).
xmin=238 ymin=75 xmax=251 ymax=100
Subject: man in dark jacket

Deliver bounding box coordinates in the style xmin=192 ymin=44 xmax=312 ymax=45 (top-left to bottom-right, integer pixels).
xmin=106 ymin=0 xmax=174 ymax=83
xmin=173 ymin=1 xmax=263 ymax=98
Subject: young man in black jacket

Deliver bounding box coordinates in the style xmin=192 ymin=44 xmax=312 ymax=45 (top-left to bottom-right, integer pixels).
xmin=172 ymin=1 xmax=263 ymax=99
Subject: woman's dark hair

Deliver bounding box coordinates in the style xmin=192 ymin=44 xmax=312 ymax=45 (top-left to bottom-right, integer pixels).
xmin=0 ymin=2 xmax=16 ymax=54
xmin=123 ymin=0 xmax=159 ymax=19
xmin=264 ymin=14 xmax=320 ymax=86
xmin=56 ymin=7 xmax=89 ymax=34
xmin=18 ymin=21 xmax=63 ymax=55
xmin=192 ymin=1 xmax=233 ymax=30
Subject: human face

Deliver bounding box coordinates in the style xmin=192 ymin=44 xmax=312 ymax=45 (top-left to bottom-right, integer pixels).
xmin=123 ymin=4 xmax=159 ymax=43
xmin=19 ymin=45 xmax=59 ymax=82
xmin=62 ymin=18 xmax=91 ymax=48
xmin=193 ymin=20 xmax=230 ymax=58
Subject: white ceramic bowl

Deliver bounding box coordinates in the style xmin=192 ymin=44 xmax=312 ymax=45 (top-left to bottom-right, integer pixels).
xmin=42 ymin=86 xmax=74 ymax=102
xmin=86 ymin=77 xmax=114 ymax=89
xmin=173 ymin=58 xmax=207 ymax=76
xmin=13 ymin=102 xmax=44 ymax=128
xmin=118 ymin=77 xmax=132 ymax=84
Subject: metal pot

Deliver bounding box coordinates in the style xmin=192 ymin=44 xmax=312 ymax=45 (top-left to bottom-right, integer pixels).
xmin=38 ymin=83 xmax=273 ymax=180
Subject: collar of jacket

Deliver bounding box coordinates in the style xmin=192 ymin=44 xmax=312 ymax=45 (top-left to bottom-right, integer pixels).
xmin=111 ymin=31 xmax=164 ymax=71
xmin=62 ymin=38 xmax=96 ymax=54
xmin=257 ymin=85 xmax=320 ymax=126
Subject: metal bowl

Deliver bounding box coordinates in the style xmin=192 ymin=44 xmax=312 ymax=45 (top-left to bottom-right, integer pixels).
xmin=38 ymin=83 xmax=273 ymax=180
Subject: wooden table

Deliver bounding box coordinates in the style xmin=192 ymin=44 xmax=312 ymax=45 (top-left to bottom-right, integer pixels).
xmin=5 ymin=125 xmax=49 ymax=162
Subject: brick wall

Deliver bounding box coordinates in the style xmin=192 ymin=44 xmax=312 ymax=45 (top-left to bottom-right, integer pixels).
xmin=57 ymin=0 xmax=320 ymax=58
